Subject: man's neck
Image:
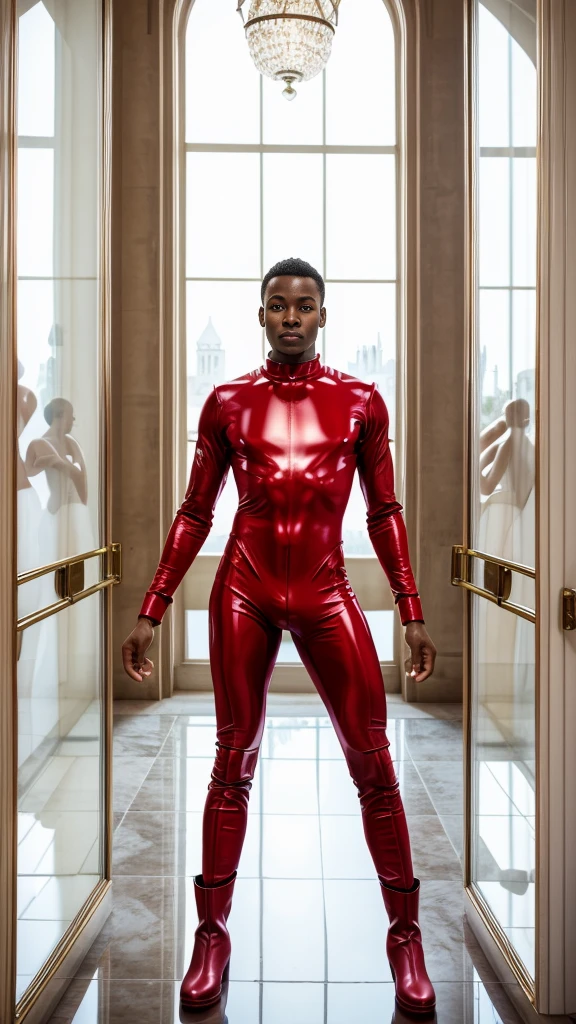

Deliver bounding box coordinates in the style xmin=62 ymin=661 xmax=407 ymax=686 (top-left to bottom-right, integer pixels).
xmin=268 ymin=348 xmax=317 ymax=365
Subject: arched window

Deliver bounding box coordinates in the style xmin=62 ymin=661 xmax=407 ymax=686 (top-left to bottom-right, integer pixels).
xmin=183 ymin=0 xmax=401 ymax=665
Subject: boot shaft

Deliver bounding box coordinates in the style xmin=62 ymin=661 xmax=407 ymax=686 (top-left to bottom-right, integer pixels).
xmin=194 ymin=871 xmax=236 ymax=935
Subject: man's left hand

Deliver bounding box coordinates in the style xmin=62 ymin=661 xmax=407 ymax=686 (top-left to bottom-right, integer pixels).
xmin=404 ymin=622 xmax=437 ymax=683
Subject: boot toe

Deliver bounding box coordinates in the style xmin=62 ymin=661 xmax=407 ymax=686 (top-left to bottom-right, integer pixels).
xmin=395 ymin=978 xmax=436 ymax=1016
xmin=180 ymin=974 xmax=222 ymax=1008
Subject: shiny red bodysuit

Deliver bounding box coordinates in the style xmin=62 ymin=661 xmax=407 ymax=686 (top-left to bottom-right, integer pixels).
xmin=140 ymin=352 xmax=424 ymax=890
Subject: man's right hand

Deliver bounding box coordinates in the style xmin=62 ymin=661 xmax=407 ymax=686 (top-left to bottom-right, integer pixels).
xmin=122 ymin=617 xmax=155 ymax=682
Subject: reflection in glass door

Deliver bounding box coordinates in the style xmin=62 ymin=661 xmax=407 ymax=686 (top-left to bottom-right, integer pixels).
xmin=461 ymin=0 xmax=538 ymax=992
xmin=15 ymin=0 xmax=117 ymax=1013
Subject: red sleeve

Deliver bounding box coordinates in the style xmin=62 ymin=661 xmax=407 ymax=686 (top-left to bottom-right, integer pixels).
xmin=139 ymin=386 xmax=230 ymax=624
xmin=356 ymin=384 xmax=424 ymax=626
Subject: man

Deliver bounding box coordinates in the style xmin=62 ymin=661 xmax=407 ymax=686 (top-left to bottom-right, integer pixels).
xmin=122 ymin=257 xmax=437 ymax=1016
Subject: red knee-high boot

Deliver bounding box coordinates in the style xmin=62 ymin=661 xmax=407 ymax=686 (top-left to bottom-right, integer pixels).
xmin=180 ymin=871 xmax=236 ymax=1009
xmin=380 ymin=877 xmax=435 ymax=1016
xmin=351 ymin=747 xmax=435 ymax=1016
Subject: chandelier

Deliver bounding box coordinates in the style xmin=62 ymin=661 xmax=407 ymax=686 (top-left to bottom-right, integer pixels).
xmin=237 ymin=0 xmax=342 ymax=100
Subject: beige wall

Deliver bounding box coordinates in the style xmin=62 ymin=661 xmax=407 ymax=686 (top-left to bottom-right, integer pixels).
xmin=111 ymin=0 xmax=466 ymax=702
xmin=111 ymin=0 xmax=168 ymax=699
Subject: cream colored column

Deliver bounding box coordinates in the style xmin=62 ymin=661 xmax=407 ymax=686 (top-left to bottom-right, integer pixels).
xmin=0 ymin=2 xmax=17 ymax=1016
xmin=402 ymin=0 xmax=466 ymax=702
xmin=111 ymin=0 xmax=176 ymax=699
xmin=537 ymin=0 xmax=576 ymax=1014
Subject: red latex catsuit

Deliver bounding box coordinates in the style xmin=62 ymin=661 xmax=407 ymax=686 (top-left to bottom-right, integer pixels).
xmin=140 ymin=352 xmax=435 ymax=1015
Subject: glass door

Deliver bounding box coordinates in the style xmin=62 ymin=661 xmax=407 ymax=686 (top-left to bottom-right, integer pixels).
xmin=14 ymin=0 xmax=118 ymax=1016
xmin=454 ymin=0 xmax=538 ymax=998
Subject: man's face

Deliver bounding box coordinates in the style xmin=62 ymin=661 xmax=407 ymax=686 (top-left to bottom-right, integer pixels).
xmin=259 ymin=275 xmax=327 ymax=358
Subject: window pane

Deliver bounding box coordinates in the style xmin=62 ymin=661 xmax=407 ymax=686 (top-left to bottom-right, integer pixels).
xmin=186 ymin=281 xmax=261 ymax=555
xmin=324 ymin=282 xmax=396 ymax=415
xmin=263 ymin=74 xmax=322 ymax=146
xmin=17 ymin=149 xmax=54 ymax=277
xmin=326 ymin=0 xmax=395 ymax=146
xmin=325 ymin=283 xmax=396 ymax=557
xmin=186 ymin=442 xmax=239 ymax=555
xmin=17 ymin=2 xmax=55 ymax=137
xmin=479 ymin=158 xmax=510 ymax=287
xmin=511 ymin=36 xmax=536 ymax=147
xmin=478 ymin=6 xmax=510 ymax=148
xmin=186 ymin=280 xmax=263 ymax=436
xmin=326 ymin=155 xmax=395 ymax=280
xmin=263 ymin=154 xmax=323 ymax=273
xmin=185 ymin=0 xmax=259 ymax=144
xmin=512 ymin=159 xmax=536 ymax=287
xmin=186 ymin=153 xmax=261 ymax=278
xmin=479 ymin=289 xmax=510 ymax=408
xmin=512 ymin=290 xmax=536 ymax=428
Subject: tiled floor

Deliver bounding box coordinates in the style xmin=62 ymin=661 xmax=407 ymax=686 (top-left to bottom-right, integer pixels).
xmin=46 ymin=693 xmax=526 ymax=1023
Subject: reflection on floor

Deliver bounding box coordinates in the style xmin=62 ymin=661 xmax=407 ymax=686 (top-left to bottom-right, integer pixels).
xmin=47 ymin=694 xmax=525 ymax=1023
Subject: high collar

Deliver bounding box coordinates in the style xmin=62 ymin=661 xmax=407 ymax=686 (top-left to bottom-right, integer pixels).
xmin=262 ymin=352 xmax=324 ymax=382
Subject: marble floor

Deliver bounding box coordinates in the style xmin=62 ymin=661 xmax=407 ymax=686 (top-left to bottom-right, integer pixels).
xmin=46 ymin=693 xmax=527 ymax=1024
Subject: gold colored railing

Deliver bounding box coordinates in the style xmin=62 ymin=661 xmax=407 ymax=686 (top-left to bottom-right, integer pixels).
xmin=16 ymin=542 xmax=122 ymax=631
xmin=451 ymin=544 xmax=535 ymax=623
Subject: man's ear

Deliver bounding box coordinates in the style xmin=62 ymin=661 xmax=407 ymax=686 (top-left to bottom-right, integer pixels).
xmin=320 ymin=306 xmax=327 ymax=329
xmin=258 ymin=306 xmax=265 ymax=327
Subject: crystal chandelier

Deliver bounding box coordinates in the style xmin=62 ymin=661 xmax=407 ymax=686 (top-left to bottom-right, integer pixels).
xmin=237 ymin=0 xmax=342 ymax=100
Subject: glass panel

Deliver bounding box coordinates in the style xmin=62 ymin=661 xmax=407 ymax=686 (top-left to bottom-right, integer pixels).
xmin=185 ymin=0 xmax=260 ymax=144
xmin=17 ymin=280 xmax=100 ymax=567
xmin=186 ymin=152 xmax=261 ymax=279
xmin=325 ymin=0 xmax=395 ymax=146
xmin=16 ymin=592 xmax=103 ymax=1000
xmin=263 ymin=73 xmax=322 ymax=146
xmin=471 ymin=597 xmax=535 ymax=976
xmin=471 ymin=1 xmax=537 ymax=981
xmin=326 ymin=155 xmax=396 ymax=280
xmin=263 ymin=153 xmax=323 ymax=273
xmin=16 ymin=0 xmax=104 ymax=1002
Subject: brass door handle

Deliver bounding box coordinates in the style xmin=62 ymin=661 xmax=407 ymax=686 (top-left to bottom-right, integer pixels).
xmin=17 ymin=542 xmax=122 ymax=632
xmin=451 ymin=544 xmax=535 ymax=623
xmin=562 ymin=588 xmax=576 ymax=630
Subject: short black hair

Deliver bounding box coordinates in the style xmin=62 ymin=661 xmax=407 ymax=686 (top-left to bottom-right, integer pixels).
xmin=261 ymin=257 xmax=325 ymax=306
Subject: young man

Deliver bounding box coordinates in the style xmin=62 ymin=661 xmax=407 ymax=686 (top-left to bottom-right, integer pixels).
xmin=122 ymin=257 xmax=437 ymax=1016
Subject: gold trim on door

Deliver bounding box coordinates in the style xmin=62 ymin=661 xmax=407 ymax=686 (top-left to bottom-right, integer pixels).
xmin=16 ymin=542 xmax=122 ymax=631
xmin=451 ymin=544 xmax=536 ymax=623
